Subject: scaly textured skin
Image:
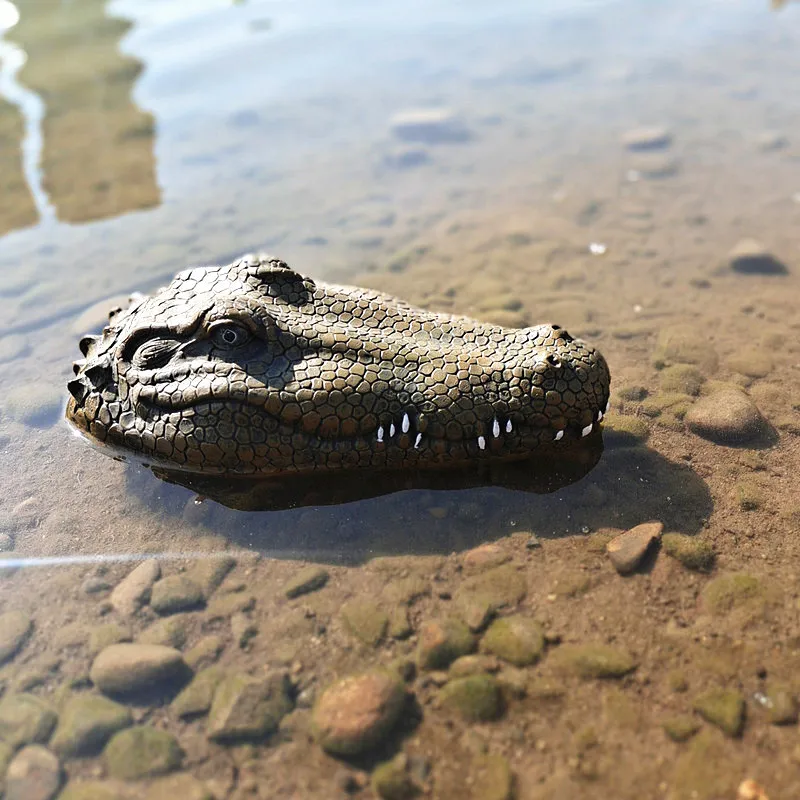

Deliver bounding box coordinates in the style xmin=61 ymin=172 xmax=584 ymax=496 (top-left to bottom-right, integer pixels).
xmin=66 ymin=254 xmax=611 ymax=476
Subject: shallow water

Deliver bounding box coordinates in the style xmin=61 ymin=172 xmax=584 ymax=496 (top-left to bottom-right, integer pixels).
xmin=0 ymin=1 xmax=799 ymax=797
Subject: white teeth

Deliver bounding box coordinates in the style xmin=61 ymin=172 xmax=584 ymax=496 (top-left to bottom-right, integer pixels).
xmin=598 ymin=410 xmax=604 ymax=421
xmin=477 ymin=435 xmax=486 ymax=450
xmin=389 ymin=423 xmax=396 ymax=438
xmin=581 ymin=423 xmax=593 ymax=437
xmin=506 ymin=419 xmax=513 ymax=433
xmin=377 ymin=426 xmax=384 ymax=443
xmin=555 ymin=430 xmax=564 ymax=441
xmin=492 ymin=418 xmax=500 ymax=438
xmin=414 ymin=432 xmax=422 ymax=449
xmin=402 ymin=412 xmax=410 ymax=433
xmin=605 ymin=400 xmax=610 ymax=414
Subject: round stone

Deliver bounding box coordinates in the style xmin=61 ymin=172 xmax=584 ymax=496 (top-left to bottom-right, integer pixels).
xmin=727 ymin=239 xmax=788 ymax=275
xmin=685 ymin=389 xmax=767 ymax=444
xmin=5 ymin=745 xmax=62 ymax=800
xmin=312 ymin=671 xmax=407 ymax=756
xmin=0 ymin=611 xmax=32 ymax=665
xmin=103 ymin=726 xmax=183 ymax=780
xmin=90 ymin=644 xmax=188 ymax=695
xmin=622 ymin=126 xmax=672 ymax=151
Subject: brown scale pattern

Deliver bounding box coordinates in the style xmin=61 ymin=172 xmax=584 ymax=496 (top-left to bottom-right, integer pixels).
xmin=66 ymin=254 xmax=611 ymax=475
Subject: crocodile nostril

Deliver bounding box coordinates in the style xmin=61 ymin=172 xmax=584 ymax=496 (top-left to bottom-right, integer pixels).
xmin=72 ymin=360 xmax=85 ymax=375
xmin=546 ymin=354 xmax=562 ymax=368
xmin=79 ymin=335 xmax=99 ymax=357
xmin=84 ymin=362 xmax=112 ymax=387
xmin=67 ymin=378 xmax=89 ymax=402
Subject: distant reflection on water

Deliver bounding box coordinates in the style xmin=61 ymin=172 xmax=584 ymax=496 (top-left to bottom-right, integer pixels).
xmin=0 ymin=0 xmax=159 ymax=236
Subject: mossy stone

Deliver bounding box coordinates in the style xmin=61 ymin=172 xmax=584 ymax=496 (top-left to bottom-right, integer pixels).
xmin=693 ymin=688 xmax=745 ymax=737
xmin=471 ymin=754 xmax=514 ymax=800
xmin=454 ymin=565 xmax=527 ymax=630
xmin=417 ymin=619 xmax=476 ymax=670
xmin=0 ymin=610 xmax=33 ymax=665
xmin=439 ymin=675 xmax=503 ymax=722
xmin=50 ymin=694 xmax=132 ymax=757
xmin=764 ymin=685 xmax=798 ymax=725
xmin=659 ymin=364 xmax=705 ymax=396
xmin=145 ymin=772 xmax=214 ymax=800
xmin=138 ymin=616 xmax=190 ymax=649
xmin=661 ymin=534 xmax=716 ymax=572
xmin=663 ymin=715 xmax=700 ymax=742
xmin=640 ymin=393 xmax=693 ymax=419
xmin=150 ymin=575 xmax=204 ymax=615
xmin=341 ymin=600 xmax=389 ymax=647
xmin=602 ymin=413 xmax=650 ymax=444
xmin=0 ymin=692 xmax=57 ymax=748
xmin=551 ymin=644 xmax=637 ymax=679
xmin=58 ymin=780 xmax=122 ymax=800
xmin=652 ymin=327 xmax=718 ymax=372
xmin=670 ymin=729 xmax=735 ymax=799
xmin=734 ymin=480 xmax=765 ymax=511
xmin=617 ymin=385 xmax=648 ymax=402
xmin=284 ymin=566 xmax=329 ymax=599
xmin=701 ymin=573 xmax=766 ymax=616
xmin=104 ymin=726 xmax=183 ymax=780
xmin=170 ymin=667 xmax=226 ymax=719
xmin=371 ymin=753 xmax=419 ymax=800
xmin=480 ymin=616 xmax=545 ymax=666
xmin=88 ymin=624 xmax=132 ymax=655
xmin=207 ymin=673 xmax=292 ymax=742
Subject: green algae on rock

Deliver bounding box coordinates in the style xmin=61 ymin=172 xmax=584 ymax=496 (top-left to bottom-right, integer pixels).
xmin=661 ymin=533 xmax=716 ymax=572
xmin=371 ymin=753 xmax=420 ymax=800
xmin=439 ymin=675 xmax=504 ymax=722
xmin=479 ymin=615 xmax=545 ymax=666
xmin=602 ymin=413 xmax=650 ymax=444
xmin=693 ymin=688 xmax=745 ymax=737
xmin=550 ymin=644 xmax=637 ymax=679
xmin=701 ymin=573 xmax=770 ymax=618
xmin=207 ymin=673 xmax=292 ymax=742
xmin=171 ymin=667 xmax=226 ymax=719
xmin=662 ymin=715 xmax=700 ymax=742
xmin=50 ymin=694 xmax=132 ymax=757
xmin=471 ymin=754 xmax=515 ymax=800
xmin=104 ymin=726 xmax=183 ymax=780
xmin=0 ymin=693 xmax=57 ymax=749
xmin=284 ymin=566 xmax=330 ymax=599
xmin=0 ymin=610 xmax=33 ymax=665
xmin=341 ymin=599 xmax=390 ymax=647
xmin=312 ymin=670 xmax=407 ymax=756
xmin=150 ymin=575 xmax=205 ymax=615
xmin=659 ymin=364 xmax=705 ymax=396
xmin=417 ymin=618 xmax=476 ymax=670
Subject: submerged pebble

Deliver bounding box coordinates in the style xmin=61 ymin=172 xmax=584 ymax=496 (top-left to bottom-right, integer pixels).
xmin=5 ymin=744 xmax=62 ymax=800
xmin=606 ymin=522 xmax=662 ymax=574
xmin=685 ymin=389 xmax=767 ymax=444
xmin=728 ymin=238 xmax=789 ymax=275
xmin=622 ymin=126 xmax=672 ymax=151
xmin=312 ymin=671 xmax=407 ymax=756
xmin=389 ymin=108 xmax=471 ymax=144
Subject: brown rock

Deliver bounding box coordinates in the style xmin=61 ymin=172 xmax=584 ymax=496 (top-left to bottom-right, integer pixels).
xmin=685 ymin=389 xmax=767 ymax=444
xmin=606 ymin=522 xmax=663 ymax=574
xmin=110 ymin=560 xmax=160 ymax=616
xmin=312 ymin=671 xmax=407 ymax=756
xmin=728 ymin=238 xmax=789 ymax=275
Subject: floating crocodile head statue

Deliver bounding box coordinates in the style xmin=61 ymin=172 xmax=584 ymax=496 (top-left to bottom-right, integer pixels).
xmin=66 ymin=254 xmax=611 ymax=477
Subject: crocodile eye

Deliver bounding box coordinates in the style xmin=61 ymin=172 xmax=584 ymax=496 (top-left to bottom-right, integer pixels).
xmin=209 ymin=322 xmax=251 ymax=349
xmin=132 ymin=338 xmax=182 ymax=370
